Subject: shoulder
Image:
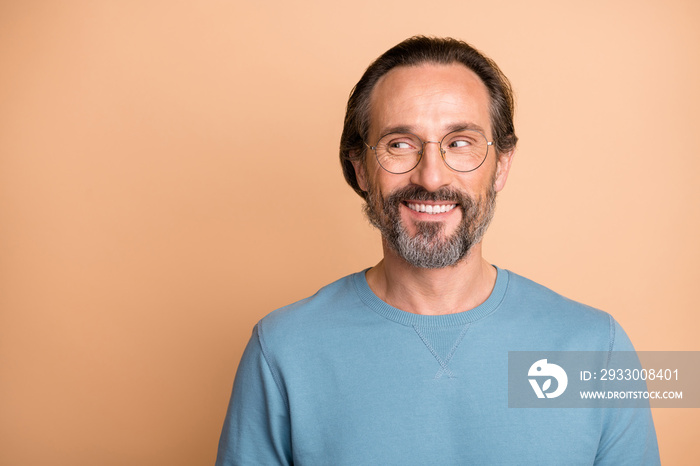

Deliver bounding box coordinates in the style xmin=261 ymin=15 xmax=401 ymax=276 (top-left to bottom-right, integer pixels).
xmin=499 ymin=269 xmax=635 ymax=351
xmin=504 ymin=269 xmax=608 ymax=321
xmin=254 ymin=270 xmax=368 ymax=351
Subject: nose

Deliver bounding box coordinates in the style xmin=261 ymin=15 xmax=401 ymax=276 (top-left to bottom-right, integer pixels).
xmin=409 ymin=140 xmax=453 ymax=192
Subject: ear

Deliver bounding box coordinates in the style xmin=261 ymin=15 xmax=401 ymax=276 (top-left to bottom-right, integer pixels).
xmin=350 ymin=151 xmax=369 ymax=192
xmin=493 ymin=149 xmax=515 ymax=193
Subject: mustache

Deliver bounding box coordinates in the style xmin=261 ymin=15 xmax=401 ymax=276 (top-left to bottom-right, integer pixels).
xmin=383 ymin=185 xmax=471 ymax=208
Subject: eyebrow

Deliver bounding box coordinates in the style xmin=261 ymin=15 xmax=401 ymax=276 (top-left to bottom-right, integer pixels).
xmin=378 ymin=122 xmax=487 ymax=138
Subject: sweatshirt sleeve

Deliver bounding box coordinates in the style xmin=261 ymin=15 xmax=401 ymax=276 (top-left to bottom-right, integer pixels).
xmin=594 ymin=318 xmax=660 ymax=465
xmin=215 ymin=324 xmax=292 ymax=466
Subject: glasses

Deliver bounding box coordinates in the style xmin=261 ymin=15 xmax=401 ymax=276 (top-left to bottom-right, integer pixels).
xmin=366 ymin=129 xmax=493 ymax=174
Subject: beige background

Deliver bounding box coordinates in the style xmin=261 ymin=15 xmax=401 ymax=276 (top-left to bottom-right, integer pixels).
xmin=1 ymin=0 xmax=698 ymax=464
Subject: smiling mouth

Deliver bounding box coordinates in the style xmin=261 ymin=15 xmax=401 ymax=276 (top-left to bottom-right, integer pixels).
xmin=404 ymin=202 xmax=458 ymax=214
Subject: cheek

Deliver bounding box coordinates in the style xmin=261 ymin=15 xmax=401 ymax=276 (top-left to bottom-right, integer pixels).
xmin=368 ymin=164 xmax=411 ymax=196
xmin=366 ymin=157 xmax=385 ymax=181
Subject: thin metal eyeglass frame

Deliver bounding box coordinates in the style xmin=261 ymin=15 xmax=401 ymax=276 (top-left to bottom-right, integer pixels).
xmin=364 ymin=130 xmax=494 ymax=174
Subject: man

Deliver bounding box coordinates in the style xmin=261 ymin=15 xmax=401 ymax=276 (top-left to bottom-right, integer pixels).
xmin=216 ymin=36 xmax=660 ymax=465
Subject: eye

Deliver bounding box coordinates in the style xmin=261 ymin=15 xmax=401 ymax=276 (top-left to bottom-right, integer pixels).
xmin=448 ymin=139 xmax=471 ymax=148
xmin=444 ymin=131 xmax=482 ymax=152
xmin=390 ymin=141 xmax=413 ymax=149
xmin=379 ymin=133 xmax=420 ymax=153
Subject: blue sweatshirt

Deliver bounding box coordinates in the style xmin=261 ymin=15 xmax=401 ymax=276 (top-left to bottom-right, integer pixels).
xmin=216 ymin=267 xmax=660 ymax=465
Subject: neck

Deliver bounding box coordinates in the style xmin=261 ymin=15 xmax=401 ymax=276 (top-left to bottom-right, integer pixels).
xmin=365 ymin=239 xmax=497 ymax=316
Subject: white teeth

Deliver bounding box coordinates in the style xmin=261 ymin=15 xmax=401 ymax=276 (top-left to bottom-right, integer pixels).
xmin=406 ymin=203 xmax=457 ymax=214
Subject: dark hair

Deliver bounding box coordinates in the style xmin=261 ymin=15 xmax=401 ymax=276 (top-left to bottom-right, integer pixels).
xmin=339 ymin=36 xmax=518 ymax=200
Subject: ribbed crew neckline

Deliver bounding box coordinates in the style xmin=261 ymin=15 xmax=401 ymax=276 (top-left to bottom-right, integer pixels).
xmin=352 ymin=266 xmax=509 ymax=327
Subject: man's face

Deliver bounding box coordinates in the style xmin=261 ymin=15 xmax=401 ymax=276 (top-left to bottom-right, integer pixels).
xmin=353 ymin=63 xmax=513 ymax=268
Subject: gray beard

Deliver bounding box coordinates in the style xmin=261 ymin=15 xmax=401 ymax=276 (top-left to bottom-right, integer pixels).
xmin=364 ymin=184 xmax=496 ymax=269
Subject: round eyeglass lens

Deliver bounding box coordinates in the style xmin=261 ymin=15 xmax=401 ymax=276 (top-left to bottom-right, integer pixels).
xmin=440 ymin=129 xmax=489 ymax=172
xmin=374 ymin=133 xmax=422 ymax=174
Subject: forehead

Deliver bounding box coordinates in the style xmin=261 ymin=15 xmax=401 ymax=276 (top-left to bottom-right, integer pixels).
xmin=368 ymin=63 xmax=491 ymax=139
